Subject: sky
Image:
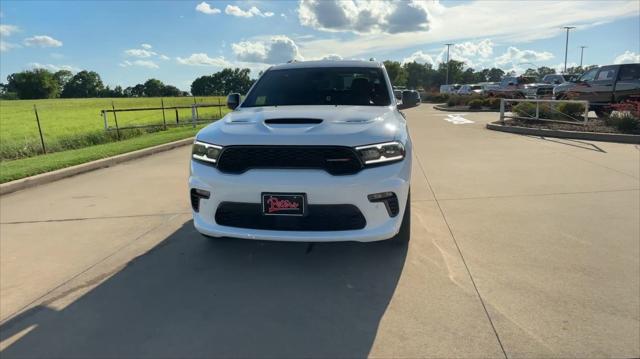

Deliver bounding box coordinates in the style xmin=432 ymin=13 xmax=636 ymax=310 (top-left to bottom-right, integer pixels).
xmin=0 ymin=0 xmax=639 ymax=91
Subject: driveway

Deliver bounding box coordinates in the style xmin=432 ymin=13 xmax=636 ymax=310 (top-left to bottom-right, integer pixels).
xmin=1 ymin=105 xmax=638 ymax=358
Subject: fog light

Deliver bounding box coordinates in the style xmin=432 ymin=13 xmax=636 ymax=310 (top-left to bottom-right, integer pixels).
xmin=368 ymin=192 xmax=399 ymax=217
xmin=190 ymin=188 xmax=210 ymax=212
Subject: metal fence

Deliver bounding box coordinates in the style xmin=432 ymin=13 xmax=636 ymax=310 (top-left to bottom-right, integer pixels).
xmin=100 ymin=101 xmax=225 ymax=140
xmin=499 ymin=98 xmax=590 ymax=125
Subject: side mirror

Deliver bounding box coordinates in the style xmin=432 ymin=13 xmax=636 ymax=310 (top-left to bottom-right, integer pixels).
xmin=227 ymin=93 xmax=241 ymax=110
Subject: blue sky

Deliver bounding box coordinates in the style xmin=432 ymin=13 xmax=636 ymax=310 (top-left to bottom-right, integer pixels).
xmin=1 ymin=0 xmax=638 ymax=91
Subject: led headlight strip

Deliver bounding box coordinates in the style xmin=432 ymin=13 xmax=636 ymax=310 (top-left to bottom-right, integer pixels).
xmin=192 ymin=140 xmax=222 ymax=163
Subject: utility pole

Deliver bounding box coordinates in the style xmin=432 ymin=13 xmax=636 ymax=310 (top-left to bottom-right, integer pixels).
xmin=444 ymin=43 xmax=453 ymax=85
xmin=579 ymin=46 xmax=587 ymax=68
xmin=563 ymin=26 xmax=575 ymax=74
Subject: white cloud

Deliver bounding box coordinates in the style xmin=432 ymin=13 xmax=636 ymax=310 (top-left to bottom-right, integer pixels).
xmin=494 ymin=46 xmax=554 ymax=66
xmin=225 ymin=5 xmax=274 ymax=18
xmin=613 ymin=51 xmax=640 ymax=64
xmin=0 ymin=39 xmax=19 ymax=52
xmin=0 ymin=24 xmax=18 ymax=37
xmin=124 ymin=48 xmax=157 ymax=58
xmin=402 ymin=51 xmax=435 ymax=65
xmin=159 ymin=54 xmax=170 ymax=60
xmin=298 ymin=0 xmax=430 ymax=34
xmin=232 ymin=35 xmax=303 ymax=64
xmin=141 ymin=43 xmax=152 ymax=49
xmin=196 ymin=1 xmax=221 ymax=15
xmin=119 ymin=60 xmax=159 ymax=69
xmin=176 ymin=53 xmax=232 ymax=67
xmin=24 ymin=35 xmax=63 ymax=47
xmin=28 ymin=62 xmax=78 ymax=72
xmin=295 ymin=0 xmax=637 ymax=61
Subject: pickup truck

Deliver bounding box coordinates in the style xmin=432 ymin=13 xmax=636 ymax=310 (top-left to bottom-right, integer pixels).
xmin=554 ymin=63 xmax=640 ymax=117
xmin=487 ymin=76 xmax=537 ymax=98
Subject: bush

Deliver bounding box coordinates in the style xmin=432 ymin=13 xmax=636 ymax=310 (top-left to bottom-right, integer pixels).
xmin=483 ymin=97 xmax=501 ymax=110
xmin=447 ymin=94 xmax=462 ymax=107
xmin=468 ymin=99 xmax=484 ymax=109
xmin=606 ymin=112 xmax=639 ymax=133
xmin=556 ymin=102 xmax=586 ymax=119
xmin=512 ymin=102 xmax=536 ymax=118
xmin=422 ymin=92 xmax=449 ymax=103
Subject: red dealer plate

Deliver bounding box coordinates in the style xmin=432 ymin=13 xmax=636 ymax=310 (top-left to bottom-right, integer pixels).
xmin=262 ymin=193 xmax=306 ymax=216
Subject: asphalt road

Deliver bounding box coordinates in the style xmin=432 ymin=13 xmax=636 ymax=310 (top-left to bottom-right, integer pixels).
xmin=1 ymin=105 xmax=639 ymax=358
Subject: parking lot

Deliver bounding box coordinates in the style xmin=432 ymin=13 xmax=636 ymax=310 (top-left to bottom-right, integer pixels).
xmin=1 ymin=104 xmax=638 ymax=358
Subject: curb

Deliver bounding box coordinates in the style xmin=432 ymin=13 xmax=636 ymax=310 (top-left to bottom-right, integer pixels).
xmin=433 ymin=104 xmax=498 ymax=112
xmin=486 ymin=122 xmax=640 ymax=144
xmin=0 ymin=137 xmax=194 ymax=196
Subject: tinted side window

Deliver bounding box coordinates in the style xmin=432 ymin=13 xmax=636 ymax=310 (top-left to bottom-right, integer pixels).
xmin=595 ymin=66 xmax=617 ymax=81
xmin=579 ymin=68 xmax=599 ymax=82
xmin=618 ymin=64 xmax=640 ymax=80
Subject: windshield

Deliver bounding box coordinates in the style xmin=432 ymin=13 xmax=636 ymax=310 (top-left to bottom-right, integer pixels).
xmin=242 ymin=67 xmax=391 ymax=107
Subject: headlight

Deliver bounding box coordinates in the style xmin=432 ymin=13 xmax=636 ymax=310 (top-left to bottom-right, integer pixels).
xmin=355 ymin=141 xmax=405 ymax=165
xmin=192 ymin=140 xmax=222 ymax=163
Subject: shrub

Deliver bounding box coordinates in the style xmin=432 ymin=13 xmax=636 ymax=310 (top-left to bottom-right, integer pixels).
xmin=447 ymin=94 xmax=462 ymax=107
xmin=483 ymin=97 xmax=501 ymax=110
xmin=556 ymin=102 xmax=586 ymax=119
xmin=606 ymin=112 xmax=639 ymax=133
xmin=512 ymin=102 xmax=536 ymax=118
xmin=423 ymin=92 xmax=449 ymax=103
xmin=468 ymin=99 xmax=484 ymax=109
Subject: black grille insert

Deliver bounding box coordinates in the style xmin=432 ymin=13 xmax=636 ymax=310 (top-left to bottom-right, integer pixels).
xmin=215 ymin=202 xmax=366 ymax=231
xmin=217 ymin=146 xmax=363 ymax=175
xmin=264 ymin=118 xmax=323 ymax=124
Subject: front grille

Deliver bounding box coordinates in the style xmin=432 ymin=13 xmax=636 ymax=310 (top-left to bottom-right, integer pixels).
xmin=216 ymin=146 xmax=363 ymax=175
xmin=215 ymin=202 xmax=366 ymax=231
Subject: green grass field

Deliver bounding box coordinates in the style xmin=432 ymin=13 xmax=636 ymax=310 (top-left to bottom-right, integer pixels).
xmin=0 ymin=96 xmax=229 ymax=183
xmin=0 ymin=96 xmax=228 ymax=160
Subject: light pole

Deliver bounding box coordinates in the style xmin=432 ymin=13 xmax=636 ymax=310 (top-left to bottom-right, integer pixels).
xmin=563 ymin=26 xmax=575 ymax=74
xmin=579 ymin=45 xmax=587 ymax=68
xmin=444 ymin=43 xmax=453 ymax=85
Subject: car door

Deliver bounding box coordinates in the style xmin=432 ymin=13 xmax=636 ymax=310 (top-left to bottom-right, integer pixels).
xmin=613 ymin=64 xmax=640 ymax=102
xmin=588 ymin=65 xmax=619 ymax=104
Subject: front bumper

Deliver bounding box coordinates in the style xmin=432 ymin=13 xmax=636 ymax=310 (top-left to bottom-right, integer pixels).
xmin=189 ymin=154 xmax=411 ymax=242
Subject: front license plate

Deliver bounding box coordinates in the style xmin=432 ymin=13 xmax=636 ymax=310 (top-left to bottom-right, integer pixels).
xmin=262 ymin=193 xmax=306 ymax=216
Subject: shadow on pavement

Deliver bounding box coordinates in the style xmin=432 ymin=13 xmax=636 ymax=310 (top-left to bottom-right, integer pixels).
xmin=0 ymin=221 xmax=407 ymax=358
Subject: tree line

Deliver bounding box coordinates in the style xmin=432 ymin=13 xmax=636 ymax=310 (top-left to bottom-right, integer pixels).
xmin=1 ymin=60 xmax=596 ymax=100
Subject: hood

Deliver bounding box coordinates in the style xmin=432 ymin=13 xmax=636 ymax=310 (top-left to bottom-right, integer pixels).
xmin=196 ymin=105 xmax=403 ymax=147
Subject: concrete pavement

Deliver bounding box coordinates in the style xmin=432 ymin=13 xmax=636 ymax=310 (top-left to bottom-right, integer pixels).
xmin=1 ymin=105 xmax=638 ymax=358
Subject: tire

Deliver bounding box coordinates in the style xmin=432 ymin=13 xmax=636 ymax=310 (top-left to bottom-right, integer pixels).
xmin=392 ymin=191 xmax=411 ymax=245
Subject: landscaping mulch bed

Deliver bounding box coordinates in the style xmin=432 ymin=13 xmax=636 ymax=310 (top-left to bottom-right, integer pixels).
xmin=504 ymin=118 xmax=640 ymax=135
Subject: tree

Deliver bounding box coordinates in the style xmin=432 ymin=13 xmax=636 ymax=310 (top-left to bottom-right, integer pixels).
xmin=161 ymin=85 xmax=182 ymax=97
xmin=403 ymin=62 xmax=426 ymax=89
xmin=191 ymin=68 xmax=253 ymax=96
xmin=383 ymin=61 xmax=407 ymax=87
xmin=143 ymin=78 xmax=165 ymax=97
xmin=536 ymin=66 xmax=555 ymax=78
xmin=6 ymin=69 xmax=60 ymax=99
xmin=61 ymin=70 xmax=104 ymax=98
xmin=53 ymin=70 xmax=73 ymax=95
xmin=486 ymin=68 xmax=505 ymax=82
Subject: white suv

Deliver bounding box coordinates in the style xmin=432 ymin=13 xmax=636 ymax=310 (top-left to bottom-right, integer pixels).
xmin=189 ymin=60 xmax=412 ymax=244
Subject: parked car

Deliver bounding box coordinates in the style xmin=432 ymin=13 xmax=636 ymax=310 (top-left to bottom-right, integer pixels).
xmin=402 ymin=89 xmax=421 ymax=106
xmin=439 ymin=84 xmax=462 ymax=94
xmin=541 ymin=74 xmax=574 ymax=85
xmin=457 ymin=84 xmax=483 ymax=95
xmin=189 ymin=60 xmax=412 ymax=244
xmin=554 ymin=63 xmax=640 ymax=117
xmin=488 ymin=76 xmax=537 ymax=98
xmin=522 ymin=82 xmax=555 ymax=99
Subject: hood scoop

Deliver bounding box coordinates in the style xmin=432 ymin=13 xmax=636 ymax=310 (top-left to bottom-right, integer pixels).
xmin=264 ymin=118 xmax=323 ymax=125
